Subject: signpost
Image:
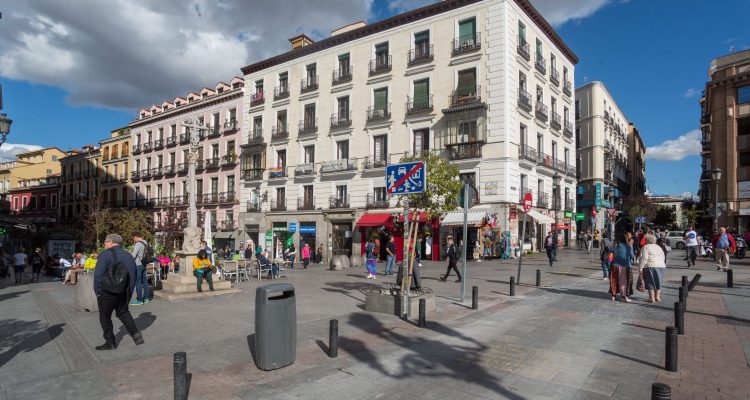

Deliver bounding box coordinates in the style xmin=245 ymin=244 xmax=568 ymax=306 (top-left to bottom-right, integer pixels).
xmin=517 ymin=192 xmax=533 ymax=284
xmin=635 ymin=215 xmax=645 ymax=231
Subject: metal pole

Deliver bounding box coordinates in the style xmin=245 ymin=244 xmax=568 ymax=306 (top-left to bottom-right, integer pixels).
xmin=665 ymin=326 xmax=678 ymax=372
xmin=173 ymin=352 xmax=187 ymax=400
xmin=714 ymin=179 xmax=719 ymax=233
xmin=674 ymin=302 xmax=684 ymax=335
xmin=329 ymin=319 xmax=338 ymax=358
xmin=554 ymin=191 xmax=559 ymax=262
xmin=471 ymin=286 xmax=478 ymax=310
xmin=460 ymin=184 xmax=468 ymax=302
xmin=418 ymin=298 xmax=426 ymax=327
xmin=509 ymin=276 xmax=515 ymax=296
xmin=401 ymin=200 xmax=409 ymax=318
xmin=516 ymin=213 xmax=526 ymax=284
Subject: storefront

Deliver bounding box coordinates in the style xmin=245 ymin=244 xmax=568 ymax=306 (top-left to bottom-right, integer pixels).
xmin=271 ymin=222 xmax=289 ymax=259
xmin=440 ymin=210 xmax=486 ymax=258
xmin=398 ymin=211 xmax=440 ymax=262
xmin=330 ymin=220 xmax=353 ymax=257
xmin=298 ymin=222 xmax=317 ymax=260
xmin=356 ymin=213 xmax=393 ymax=261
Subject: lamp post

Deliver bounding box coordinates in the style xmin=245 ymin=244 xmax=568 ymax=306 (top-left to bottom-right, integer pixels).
xmin=608 ymin=186 xmax=616 ymax=240
xmin=0 ymin=84 xmax=13 ymax=147
xmin=553 ymin=173 xmax=561 ymax=261
xmin=711 ymin=168 xmax=722 ymax=233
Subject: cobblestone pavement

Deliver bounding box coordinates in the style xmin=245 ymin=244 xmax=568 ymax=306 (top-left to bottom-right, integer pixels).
xmin=0 ymin=248 xmax=748 ymax=399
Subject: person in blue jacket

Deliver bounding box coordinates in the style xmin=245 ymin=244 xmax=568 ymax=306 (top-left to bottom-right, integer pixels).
xmin=609 ymin=233 xmax=635 ymax=302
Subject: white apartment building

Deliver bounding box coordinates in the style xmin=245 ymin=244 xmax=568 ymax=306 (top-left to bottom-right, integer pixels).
xmin=240 ymin=0 xmax=577 ymax=260
xmin=129 ymin=77 xmax=245 ymax=249
xmin=575 ymin=81 xmax=629 ymax=233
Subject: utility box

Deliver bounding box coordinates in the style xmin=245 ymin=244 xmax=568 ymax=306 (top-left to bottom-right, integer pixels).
xmin=254 ymin=283 xmax=296 ymax=370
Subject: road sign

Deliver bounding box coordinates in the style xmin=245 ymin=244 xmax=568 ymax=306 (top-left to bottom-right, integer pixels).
xmin=564 ymin=211 xmax=573 ymax=218
xmin=635 ymin=216 xmax=646 ymax=224
xmin=607 ymin=208 xmax=618 ymax=219
xmin=575 ymin=213 xmax=585 ymax=221
xmin=386 ymin=161 xmax=426 ymax=195
xmin=523 ymin=192 xmax=533 ymax=212
xmin=590 ymin=216 xmax=596 ymax=223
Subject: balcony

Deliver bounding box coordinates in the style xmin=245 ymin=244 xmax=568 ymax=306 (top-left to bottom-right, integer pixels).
xmin=449 ymin=85 xmax=482 ymax=108
xmin=140 ymin=169 xmax=151 ymax=178
xmin=251 ymin=91 xmax=265 ymax=106
xmin=298 ymin=119 xmax=318 ymax=135
xmin=701 ymin=113 xmax=711 ymax=125
xmin=142 ymin=142 xmax=153 ymax=152
xmin=151 ymin=167 xmax=163 ymax=177
xmin=242 ymin=168 xmax=264 ymax=181
xmin=219 ymin=191 xmax=238 ymax=204
xmin=408 ymin=44 xmax=434 ymax=65
xmin=407 ymin=95 xmax=433 ymax=114
xmin=270 ymin=198 xmax=287 ymax=212
xmin=366 ymin=194 xmax=388 ymax=209
xmin=246 ymin=200 xmax=260 ymax=212
xmin=701 ymin=139 xmax=711 ymax=151
xmin=297 ymin=197 xmax=315 ymax=211
xmin=221 ymin=154 xmax=238 ymax=167
xmin=272 ymin=124 xmax=289 ymax=140
xmin=551 ymin=158 xmax=566 ymax=174
xmin=320 ymin=159 xmax=357 ymax=174
xmin=452 ymin=32 xmax=481 ymax=55
xmin=223 ymin=119 xmax=238 ymax=133
xmin=204 ymin=158 xmax=221 ymax=169
xmin=269 ymin=166 xmax=287 ymax=179
xmin=564 ymin=196 xmax=574 ymax=211
xmin=332 ymin=67 xmax=352 ymax=84
xmin=566 ymin=164 xmax=576 ymax=177
xmin=177 ymin=163 xmax=188 ymax=174
xmin=369 ymin=55 xmax=392 ymax=75
xmin=367 ymin=104 xmax=391 ymax=121
xmin=550 ymin=69 xmax=560 ymax=86
xmin=517 ymin=38 xmax=530 ymax=61
xmin=518 ymin=90 xmax=533 ymax=112
xmin=535 ymin=101 xmax=549 ymax=122
xmin=329 ymin=196 xmax=350 ymax=209
xmin=330 ymin=112 xmax=352 ymax=128
xmin=131 ymin=171 xmax=140 ymax=180
xmin=132 ymin=144 xmax=141 ymax=154
xmin=203 ymin=192 xmax=220 ymax=204
xmin=447 ymin=142 xmax=482 ymax=161
xmin=246 ymin=129 xmax=264 ymax=145
xmin=220 ymin=220 xmax=237 ymax=231
xmin=301 ymin=76 xmax=319 ymax=93
xmin=518 ymin=189 xmax=534 ymax=204
xmin=535 ymin=54 xmax=546 ymax=75
xmin=363 ymin=157 xmax=388 ymax=170
xmin=537 ymin=192 xmax=549 ymax=208
xmin=518 ymin=145 xmax=538 ymax=163
xmin=274 ymin=84 xmax=290 ymax=100
xmin=166 ymin=136 xmax=177 ymax=147
xmin=563 ymin=81 xmax=572 ymax=97
xmin=153 ymin=139 xmax=164 ymax=150
xmin=564 ymin=121 xmax=574 ymax=137
xmin=162 ymin=164 xmax=176 ymax=175
xmin=207 ymin=125 xmax=221 ymax=138
xmin=550 ymin=111 xmax=561 ymax=131
xmin=294 ymin=163 xmax=316 ymax=177
xmin=179 ymin=134 xmax=190 ymax=144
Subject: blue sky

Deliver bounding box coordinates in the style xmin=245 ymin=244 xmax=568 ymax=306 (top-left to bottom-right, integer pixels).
xmin=2 ymin=0 xmax=749 ymax=196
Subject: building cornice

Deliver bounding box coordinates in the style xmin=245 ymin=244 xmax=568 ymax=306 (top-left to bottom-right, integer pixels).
xmin=129 ymin=89 xmax=243 ymax=129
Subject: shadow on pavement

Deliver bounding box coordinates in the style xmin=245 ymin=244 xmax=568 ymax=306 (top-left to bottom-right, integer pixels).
xmin=0 ymin=319 xmax=65 ymax=368
xmin=246 ymin=334 xmax=256 ymax=362
xmin=0 ymin=290 xmax=30 ymax=302
xmin=340 ymin=312 xmax=527 ymax=400
xmin=116 ymin=312 xmax=156 ymax=344
xmin=539 ymin=287 xmax=611 ymax=300
xmin=321 ymin=288 xmax=364 ymax=303
xmin=622 ymin=322 xmax=664 ymax=332
xmin=600 ymin=349 xmax=662 ymax=369
xmin=637 ymin=303 xmax=750 ymax=325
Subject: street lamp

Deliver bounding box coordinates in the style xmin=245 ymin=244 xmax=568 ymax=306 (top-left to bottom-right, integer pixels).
xmin=553 ymin=173 xmax=561 ymax=261
xmin=711 ymin=168 xmax=722 ymax=232
xmin=0 ymin=113 xmax=11 ymax=146
xmin=607 ymin=186 xmax=616 ymax=240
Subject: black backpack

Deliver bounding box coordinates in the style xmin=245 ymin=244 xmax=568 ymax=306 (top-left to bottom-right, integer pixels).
xmin=139 ymin=241 xmax=155 ymax=265
xmin=101 ymin=250 xmax=129 ymax=295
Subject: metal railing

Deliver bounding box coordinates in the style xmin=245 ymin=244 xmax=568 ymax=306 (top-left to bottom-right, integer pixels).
xmin=563 ymin=81 xmax=572 ymax=96
xmin=177 ymin=163 xmax=188 ymax=173
xmin=564 ymin=121 xmax=574 ymax=137
xmin=448 ymin=142 xmax=482 ymax=160
xmin=131 ymin=171 xmax=140 ymax=179
xmin=535 ymin=101 xmax=549 ymax=122
xmin=330 ymin=111 xmax=352 ymax=128
xmin=162 ymin=164 xmax=176 ymax=175
xmin=329 ymin=196 xmax=350 ymax=209
xmin=518 ymin=90 xmax=532 ymax=112
xmin=320 ymin=159 xmax=357 ymax=173
xmin=564 ymin=196 xmax=574 ymax=211
xmin=246 ymin=200 xmax=260 ymax=212
xmin=132 ymin=144 xmax=141 ymax=154
xmin=518 ymin=145 xmax=537 ymax=163
xmin=219 ymin=191 xmax=237 ymax=204
xmin=367 ymin=104 xmax=391 ymax=121
xmin=550 ymin=69 xmax=560 ymax=86
xmin=407 ymin=95 xmax=433 ymax=114
xmin=535 ymin=54 xmax=546 ymax=74
xmin=332 ymin=67 xmax=352 ymax=84
xmin=203 ymin=192 xmax=220 ymax=204
xmin=272 ymin=124 xmax=289 ymax=139
xmin=366 ymin=194 xmax=388 ymax=209
xmin=369 ymin=55 xmax=392 ymax=75
xmin=179 ymin=134 xmax=190 ymax=144
xmin=363 ymin=157 xmax=388 ymax=169
xmin=223 ymin=119 xmax=238 ymax=132
xmin=268 ymin=166 xmax=287 ymax=179
xmin=140 ymin=169 xmax=151 ymax=178
xmin=537 ymin=192 xmax=549 ymax=208
xmin=408 ymin=43 xmax=433 ymax=65
xmin=270 ymin=198 xmax=287 ymax=211
xmin=221 ymin=154 xmax=238 ymax=166
xmin=450 ymin=85 xmax=482 ymax=107
xmin=142 ymin=142 xmax=153 ymax=152
xmin=299 ymin=119 xmax=318 ymax=134
xmin=297 ymin=197 xmax=315 ymax=210
xmin=294 ymin=162 xmax=315 ymax=176
xmin=204 ymin=157 xmax=221 ymax=169
xmin=251 ymin=91 xmax=265 ymax=106
xmin=551 ymin=111 xmax=561 ymax=131
xmin=247 ymin=129 xmax=263 ymax=144
xmin=518 ymin=189 xmax=533 ymax=204
xmin=274 ymin=84 xmax=290 ymax=100
xmin=300 ymin=76 xmax=318 ymax=93
xmin=166 ymin=136 xmax=177 ymax=146
xmin=452 ymin=32 xmax=481 ymax=54
xmin=207 ymin=125 xmax=221 ymax=138
xmin=242 ymin=168 xmax=264 ymax=181
xmin=517 ymin=38 xmax=530 ymax=61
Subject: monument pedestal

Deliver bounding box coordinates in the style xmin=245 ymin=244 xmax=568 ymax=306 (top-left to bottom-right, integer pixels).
xmin=154 ymin=251 xmax=241 ymax=301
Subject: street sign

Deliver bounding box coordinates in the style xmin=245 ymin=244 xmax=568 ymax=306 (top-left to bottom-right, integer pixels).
xmin=607 ymin=208 xmax=618 ymax=219
xmin=386 ymin=161 xmax=426 ymax=195
xmin=635 ymin=216 xmax=646 ymax=224
xmin=523 ymin=192 xmax=533 ymax=212
xmin=575 ymin=213 xmax=585 ymax=221
xmin=590 ymin=216 xmax=596 ymax=223
xmin=564 ymin=211 xmax=572 ymax=218
xmin=289 ymin=222 xmax=297 ymax=233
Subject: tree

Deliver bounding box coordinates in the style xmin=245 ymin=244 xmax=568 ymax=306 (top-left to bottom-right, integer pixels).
xmin=682 ymin=199 xmax=704 ymax=228
xmin=397 ymin=153 xmax=462 ymax=216
xmin=79 ymin=198 xmax=153 ymax=251
xmin=653 ymin=205 xmax=677 ymax=228
xmin=621 ymin=194 xmax=657 ymax=224
xmin=81 ymin=195 xmax=112 ymax=250
xmin=109 ymin=208 xmax=153 ymax=249
xmin=155 ymin=208 xmax=187 ymax=256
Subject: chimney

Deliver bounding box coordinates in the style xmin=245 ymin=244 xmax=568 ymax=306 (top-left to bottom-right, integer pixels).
xmin=289 ymin=34 xmax=314 ymax=50
xmin=331 ymin=21 xmax=367 ymax=36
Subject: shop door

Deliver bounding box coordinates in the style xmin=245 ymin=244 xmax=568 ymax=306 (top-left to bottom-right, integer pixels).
xmin=331 ymin=222 xmax=352 ymax=257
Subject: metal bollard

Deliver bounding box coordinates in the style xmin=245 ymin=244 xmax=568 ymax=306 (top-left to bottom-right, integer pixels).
xmin=681 ymin=275 xmax=688 ymax=289
xmin=471 ymin=286 xmax=478 ymax=310
xmin=651 ymin=382 xmax=672 ymax=400
xmin=665 ymin=326 xmax=678 ymax=372
xmin=329 ymin=319 xmax=338 ymax=358
xmin=727 ymin=269 xmax=734 ymax=288
xmin=536 ymin=269 xmax=541 ymax=287
xmin=418 ymin=299 xmax=426 ymax=327
xmin=678 ymin=286 xmax=686 ymax=306
xmin=688 ymin=274 xmax=701 ymax=291
xmin=509 ymin=277 xmax=515 ymax=296
xmin=674 ymin=302 xmax=684 ymax=335
xmin=173 ymin=352 xmax=187 ymax=400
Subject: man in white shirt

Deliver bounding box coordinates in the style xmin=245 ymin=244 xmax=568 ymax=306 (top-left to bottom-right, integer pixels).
xmin=12 ymin=248 xmax=29 ymax=285
xmin=684 ymin=225 xmax=699 ymax=268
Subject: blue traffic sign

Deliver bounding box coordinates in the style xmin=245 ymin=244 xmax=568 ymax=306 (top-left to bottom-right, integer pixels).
xmin=635 ymin=216 xmax=646 ymax=224
xmin=386 ymin=161 xmax=426 ymax=195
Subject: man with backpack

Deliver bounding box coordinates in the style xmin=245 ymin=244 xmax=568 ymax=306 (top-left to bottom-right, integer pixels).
xmin=130 ymin=234 xmax=154 ymax=305
xmin=93 ymin=234 xmax=143 ymax=350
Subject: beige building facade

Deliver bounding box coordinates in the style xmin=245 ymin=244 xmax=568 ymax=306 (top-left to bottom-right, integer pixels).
xmin=627 ymin=122 xmax=646 ymax=196
xmin=59 ymin=146 xmax=101 ymax=223
xmin=0 ymin=147 xmax=67 ymax=196
xmin=100 ymin=127 xmax=132 ymax=207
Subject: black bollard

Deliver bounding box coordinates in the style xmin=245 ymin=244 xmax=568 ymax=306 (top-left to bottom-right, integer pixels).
xmin=536 ymin=269 xmax=541 ymax=287
xmin=665 ymin=326 xmax=678 ymax=372
xmin=674 ymin=302 xmax=684 ymax=335
xmin=688 ymin=274 xmax=702 ymax=291
xmin=727 ymin=269 xmax=734 ymax=288
xmin=681 ymin=275 xmax=688 ymax=289
xmin=173 ymin=352 xmax=187 ymax=400
xmin=651 ymin=382 xmax=672 ymax=400
xmin=418 ymin=299 xmax=426 ymax=327
xmin=329 ymin=319 xmax=338 ymax=358
xmin=471 ymin=286 xmax=479 ymax=310
xmin=678 ymin=286 xmax=686 ymax=306
xmin=509 ymin=277 xmax=515 ymax=296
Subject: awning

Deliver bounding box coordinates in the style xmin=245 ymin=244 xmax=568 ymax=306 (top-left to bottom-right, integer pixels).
xmin=525 ymin=209 xmax=554 ymax=224
xmin=441 ymin=210 xmax=485 ymax=227
xmin=356 ymin=213 xmax=393 ymax=228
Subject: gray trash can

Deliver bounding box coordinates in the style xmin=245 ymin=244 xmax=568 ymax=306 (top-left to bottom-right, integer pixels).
xmin=254 ymin=283 xmax=296 ymax=370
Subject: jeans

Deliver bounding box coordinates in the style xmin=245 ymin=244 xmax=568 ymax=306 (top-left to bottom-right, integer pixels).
xmin=600 ymin=260 xmax=610 ymax=278
xmin=546 ymin=248 xmax=554 ymax=266
xmin=135 ymin=264 xmax=148 ymax=301
xmin=288 ymin=255 xmax=295 ymax=268
xmin=195 ymin=270 xmax=213 ymax=291
xmin=13 ymin=265 xmax=24 ymax=284
xmin=686 ymin=245 xmax=699 ymax=267
xmin=385 ymin=255 xmax=395 ymax=275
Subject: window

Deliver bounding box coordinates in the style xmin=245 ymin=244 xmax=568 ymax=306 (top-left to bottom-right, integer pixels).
xmin=551 ymin=97 xmax=557 ymax=113
xmin=550 ymin=54 xmax=556 ymax=71
xmin=169 ymin=152 xmax=176 ymax=166
xmin=536 ymin=85 xmax=543 ymax=102
xmin=459 ymin=172 xmax=476 ymax=187
xmin=276 ymin=187 xmax=286 ymax=206
xmin=375 ymin=42 xmax=389 ymax=66
xmin=211 ymin=144 xmax=219 ymax=159
xmin=458 ymin=17 xmax=476 ymax=42
xmin=337 ymin=140 xmax=349 ymax=160
xmin=338 ymin=96 xmax=350 ymax=119
xmin=169 ymin=183 xmax=175 ymax=198
xmin=255 ymin=79 xmax=263 ymax=94
xmin=196 ymin=179 xmax=203 ymax=197
xmin=304 ymin=145 xmax=315 ymax=164
xmin=157 ymin=154 xmax=163 ymax=167
xmin=413 ymin=79 xmax=430 ymax=109
xmin=563 ymin=67 xmax=569 ymax=82
xmin=227 ymin=175 xmax=235 ymax=192
xmin=575 ymin=100 xmax=580 ymax=119
xmin=228 ymin=108 xmax=236 ymax=123
xmin=303 ymin=185 xmax=314 ymax=204
xmin=520 ymin=124 xmax=528 ymax=147
xmin=211 ymin=177 xmax=219 ymax=194
xmin=52 ymin=155 xmax=58 ymax=161
xmin=374 ymin=88 xmax=388 ymax=113
xmin=519 ymin=71 xmax=527 ymax=90
xmin=158 ymin=127 xmax=164 ymax=140
xmin=564 ymin=148 xmax=570 ymax=165
xmin=740 ymin=85 xmax=750 ymax=104
xmin=374 ymin=187 xmax=387 ymax=202
xmin=551 ymin=141 xmax=558 ymax=162
xmin=170 ymin=124 xmax=176 ymax=137
xmin=738 ymin=118 xmax=750 ymax=136
xmin=157 ymin=184 xmax=163 ymax=199
xmin=47 ymin=169 xmax=52 ymax=175
xmin=51 ymin=194 xmax=57 ymax=208
xmin=336 ymin=185 xmax=348 ymax=200
xmin=535 ymin=39 xmax=542 ymax=56
xmin=29 ymin=196 xmax=37 ymax=210
xmin=537 ymin=134 xmax=543 ymax=154
xmin=212 ymin=112 xmax=220 ymax=128
xmin=276 ymin=149 xmax=286 ymax=168
xmin=414 ymin=30 xmax=430 ymax=58
xmin=564 ymin=106 xmax=569 ymax=124
xmin=740 ymin=152 xmax=750 ymax=167
xmin=227 ymin=140 xmax=235 ymax=156
xmin=276 ymin=110 xmax=287 ymax=132
xmin=338 ymin=53 xmax=350 ymax=73
xmin=278 ymin=72 xmax=288 ymax=92
xmin=305 ymin=63 xmax=317 ymax=82
xmin=413 ymin=128 xmax=429 ymax=155
xmin=374 ymin=135 xmax=387 ymax=162
xmin=304 ymin=104 xmax=316 ymax=128
xmin=459 ymin=121 xmax=478 ymax=142
xmin=520 ymin=174 xmax=528 ymax=193
xmin=253 ymin=116 xmax=262 ymax=134
xmin=518 ymin=21 xmax=526 ymax=42
xmin=457 ymin=68 xmax=477 ymax=94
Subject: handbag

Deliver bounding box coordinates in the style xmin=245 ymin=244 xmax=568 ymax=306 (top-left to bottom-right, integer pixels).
xmin=636 ymin=270 xmax=645 ymax=292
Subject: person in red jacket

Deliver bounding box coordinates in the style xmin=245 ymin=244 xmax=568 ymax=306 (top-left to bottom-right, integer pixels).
xmin=712 ymin=227 xmax=736 ymax=272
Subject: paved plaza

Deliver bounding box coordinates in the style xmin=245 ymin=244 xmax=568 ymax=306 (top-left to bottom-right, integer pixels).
xmin=1 ymin=248 xmax=749 ymax=399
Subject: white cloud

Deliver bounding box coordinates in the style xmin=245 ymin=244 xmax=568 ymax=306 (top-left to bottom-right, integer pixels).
xmin=0 ymin=143 xmax=44 ymax=162
xmin=387 ymin=0 xmax=434 ymax=13
xmin=645 ymin=129 xmax=702 ymax=161
xmin=683 ymin=88 xmax=698 ymax=98
xmin=530 ymin=0 xmax=612 ymax=26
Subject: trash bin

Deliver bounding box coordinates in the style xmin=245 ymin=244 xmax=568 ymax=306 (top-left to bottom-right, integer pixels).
xmin=254 ymin=283 xmax=296 ymax=370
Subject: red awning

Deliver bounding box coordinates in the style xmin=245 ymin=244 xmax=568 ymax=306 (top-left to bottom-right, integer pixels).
xmin=553 ymin=224 xmax=572 ymax=229
xmin=356 ymin=213 xmax=393 ymax=227
xmin=398 ymin=211 xmax=429 ymax=223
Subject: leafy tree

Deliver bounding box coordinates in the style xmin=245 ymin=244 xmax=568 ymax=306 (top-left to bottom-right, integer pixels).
xmin=110 ymin=208 xmax=153 ymax=249
xmin=653 ymin=205 xmax=677 ymax=227
xmin=621 ymin=194 xmax=657 ymax=223
xmin=397 ymin=153 xmax=462 ymax=216
xmin=79 ymin=198 xmax=153 ymax=250
xmin=682 ymin=199 xmax=704 ymax=227
xmin=155 ymin=208 xmax=187 ymax=256
xmin=80 ymin=196 xmax=112 ymax=250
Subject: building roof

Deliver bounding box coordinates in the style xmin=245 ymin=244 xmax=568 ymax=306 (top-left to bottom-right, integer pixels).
xmin=240 ymin=0 xmax=578 ymax=75
xmin=15 ymin=146 xmax=65 ymax=158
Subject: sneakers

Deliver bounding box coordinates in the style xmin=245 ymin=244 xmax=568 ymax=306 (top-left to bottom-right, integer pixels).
xmin=366 ymin=274 xmax=375 ymax=279
xmin=133 ymin=332 xmax=144 ymax=345
xmin=129 ymin=300 xmax=144 ymax=306
xmin=143 ymin=299 xmax=150 ymax=304
xmin=95 ymin=343 xmax=117 ymax=350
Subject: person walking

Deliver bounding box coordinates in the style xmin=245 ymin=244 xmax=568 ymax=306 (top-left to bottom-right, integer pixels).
xmin=364 ymin=237 xmax=377 ymax=279
xmin=285 ymin=244 xmax=296 ymax=269
xmin=11 ymin=247 xmax=29 ymax=285
xmin=683 ymin=225 xmax=699 ymax=268
xmin=657 ymin=232 xmax=670 ymax=265
xmin=609 ymin=234 xmax=635 ymax=302
xmin=440 ymin=237 xmax=462 ymax=282
xmin=544 ymin=231 xmax=556 ymax=267
xmin=585 ymin=230 xmax=592 ymax=254
xmin=384 ymin=236 xmax=396 ymax=276
xmin=93 ymin=234 xmax=143 ymax=350
xmin=130 ymin=234 xmax=149 ymax=305
xmin=29 ymin=248 xmax=46 ymax=283
xmin=639 ymin=234 xmax=666 ymax=303
xmin=599 ymin=235 xmax=614 ymax=280
xmin=192 ymin=249 xmax=214 ymax=292
xmin=712 ymin=227 xmax=736 ymax=272
xmin=301 ymin=243 xmax=311 ymax=269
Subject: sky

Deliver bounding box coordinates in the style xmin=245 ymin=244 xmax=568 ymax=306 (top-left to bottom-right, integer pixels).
xmin=1 ymin=0 xmax=749 ymax=196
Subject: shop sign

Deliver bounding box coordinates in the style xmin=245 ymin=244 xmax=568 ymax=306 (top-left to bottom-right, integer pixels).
xmin=509 ymin=203 xmax=517 ymax=220
xmin=595 ymin=183 xmax=602 ymax=211
xmin=564 ymin=211 xmax=572 ymax=218
xmin=289 ymin=222 xmax=296 ymax=233
xmin=575 ymin=213 xmax=585 ymax=221
xmin=484 ymin=182 xmax=498 ymax=195
xmin=48 ymin=240 xmax=77 ymax=258
xmin=299 ymin=225 xmax=316 ymax=233
xmin=272 ymin=226 xmax=287 ymax=232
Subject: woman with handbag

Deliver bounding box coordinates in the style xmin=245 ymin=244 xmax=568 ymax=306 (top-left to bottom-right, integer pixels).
xmin=609 ymin=233 xmax=634 ymax=302
xmin=639 ymin=234 xmax=666 ymax=303
xmin=192 ymin=249 xmax=214 ymax=292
